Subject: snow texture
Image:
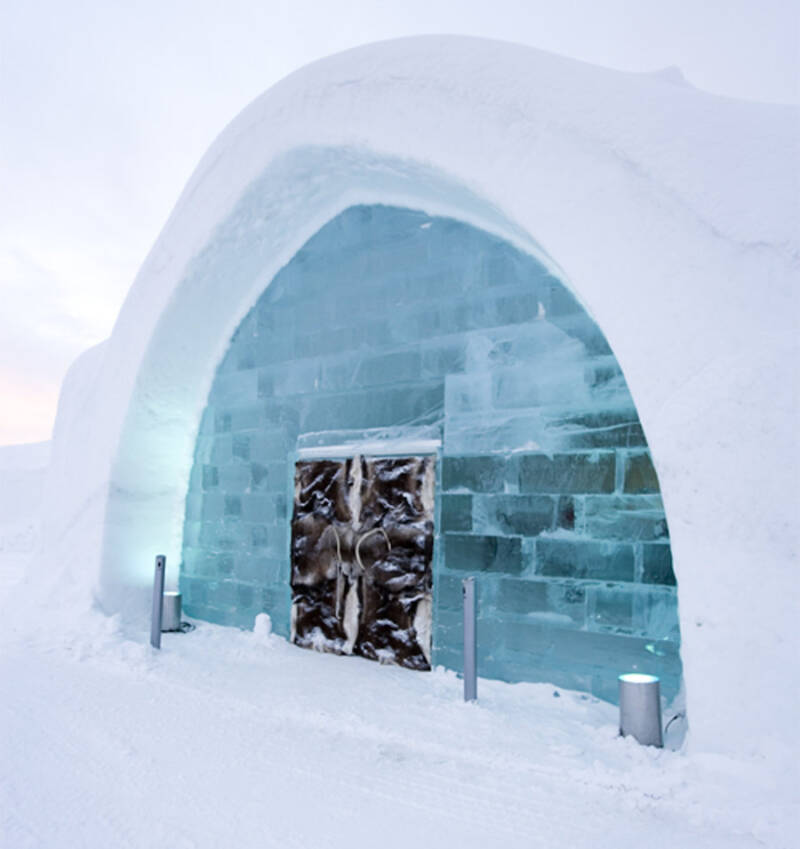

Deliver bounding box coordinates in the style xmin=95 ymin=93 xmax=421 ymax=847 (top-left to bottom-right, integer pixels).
xmin=17 ymin=36 xmax=799 ymax=772
xmin=0 ymin=441 xmax=48 ymax=589
xmin=0 ymin=593 xmax=795 ymax=848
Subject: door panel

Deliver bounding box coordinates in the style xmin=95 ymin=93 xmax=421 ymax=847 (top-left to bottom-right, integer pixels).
xmin=290 ymin=455 xmax=434 ymax=670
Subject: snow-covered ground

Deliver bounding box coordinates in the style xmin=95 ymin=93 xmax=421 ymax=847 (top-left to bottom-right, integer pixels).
xmin=0 ymin=442 xmax=48 ymax=597
xmin=0 ymin=439 xmax=795 ymax=847
xmin=1 ymin=552 xmax=795 ymax=849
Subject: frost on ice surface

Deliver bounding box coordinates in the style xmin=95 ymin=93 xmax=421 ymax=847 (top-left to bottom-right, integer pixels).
xmin=182 ymin=205 xmax=681 ymax=705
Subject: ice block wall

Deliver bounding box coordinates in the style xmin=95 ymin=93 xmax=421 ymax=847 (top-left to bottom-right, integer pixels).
xmin=181 ymin=205 xmax=681 ymax=703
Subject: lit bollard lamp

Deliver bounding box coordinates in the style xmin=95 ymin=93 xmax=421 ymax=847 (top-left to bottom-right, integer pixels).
xmin=161 ymin=590 xmax=183 ymax=632
xmin=618 ymin=673 xmax=663 ymax=747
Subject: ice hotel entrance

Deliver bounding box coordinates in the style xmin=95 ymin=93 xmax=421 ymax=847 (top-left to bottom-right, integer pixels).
xmin=180 ymin=204 xmax=682 ymax=704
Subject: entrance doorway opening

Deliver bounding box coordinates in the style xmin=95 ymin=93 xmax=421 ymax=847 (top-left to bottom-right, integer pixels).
xmin=180 ymin=204 xmax=682 ymax=706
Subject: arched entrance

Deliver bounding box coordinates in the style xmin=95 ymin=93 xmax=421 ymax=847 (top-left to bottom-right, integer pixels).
xmin=180 ymin=204 xmax=682 ymax=704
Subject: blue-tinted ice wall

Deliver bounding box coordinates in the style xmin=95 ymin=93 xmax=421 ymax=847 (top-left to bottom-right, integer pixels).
xmin=181 ymin=205 xmax=681 ymax=703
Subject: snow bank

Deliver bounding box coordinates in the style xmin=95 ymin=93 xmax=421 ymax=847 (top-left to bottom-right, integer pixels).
xmin=0 ymin=440 xmax=49 ymax=527
xmin=31 ymin=36 xmax=799 ymax=760
xmin=0 ymin=441 xmax=50 ymax=472
xmin=0 ymin=441 xmax=49 ymax=564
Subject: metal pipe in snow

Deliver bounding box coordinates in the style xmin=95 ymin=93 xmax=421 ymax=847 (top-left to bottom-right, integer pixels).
xmin=150 ymin=555 xmax=166 ymax=649
xmin=463 ymin=577 xmax=477 ymax=702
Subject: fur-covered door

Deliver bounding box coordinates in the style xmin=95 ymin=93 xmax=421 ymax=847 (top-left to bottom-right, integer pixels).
xmin=290 ymin=456 xmax=434 ymax=670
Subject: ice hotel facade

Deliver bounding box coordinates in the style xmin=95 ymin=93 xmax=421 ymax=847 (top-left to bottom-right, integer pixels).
xmin=41 ymin=37 xmax=798 ymax=754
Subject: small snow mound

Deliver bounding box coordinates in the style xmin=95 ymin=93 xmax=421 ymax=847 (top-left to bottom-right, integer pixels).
xmin=253 ymin=612 xmax=273 ymax=639
xmin=646 ymin=65 xmax=691 ymax=87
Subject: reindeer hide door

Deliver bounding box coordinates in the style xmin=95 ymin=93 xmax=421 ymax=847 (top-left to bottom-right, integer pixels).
xmin=290 ymin=455 xmax=434 ymax=670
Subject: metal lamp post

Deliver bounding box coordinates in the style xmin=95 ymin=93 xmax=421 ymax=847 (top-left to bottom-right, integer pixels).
xmin=463 ymin=577 xmax=477 ymax=702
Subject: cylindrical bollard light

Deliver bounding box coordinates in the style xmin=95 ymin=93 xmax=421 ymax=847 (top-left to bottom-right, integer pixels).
xmin=161 ymin=590 xmax=182 ymax=632
xmin=619 ymin=673 xmax=663 ymax=747
xmin=463 ymin=577 xmax=477 ymax=702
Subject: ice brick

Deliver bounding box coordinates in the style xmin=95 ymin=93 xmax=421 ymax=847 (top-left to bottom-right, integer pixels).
xmin=442 ymin=455 xmax=506 ymax=492
xmin=519 ymin=452 xmax=616 ymax=493
xmin=642 ymin=542 xmax=676 ymax=585
xmin=440 ymin=494 xmax=473 ymax=532
xmin=536 ymin=538 xmax=635 ymax=581
xmin=472 ymin=494 xmax=555 ymax=536
xmin=587 ymin=585 xmax=634 ymax=631
xmin=444 ymin=534 xmax=523 ymax=573
xmin=623 ymin=452 xmax=660 ymax=494
xmin=583 ymin=495 xmax=668 ymax=541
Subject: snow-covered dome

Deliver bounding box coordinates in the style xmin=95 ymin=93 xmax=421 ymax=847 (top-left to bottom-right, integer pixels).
xmin=39 ymin=36 xmax=798 ymax=758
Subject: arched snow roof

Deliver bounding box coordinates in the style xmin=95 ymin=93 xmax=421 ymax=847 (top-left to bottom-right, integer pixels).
xmin=39 ymin=36 xmax=798 ymax=757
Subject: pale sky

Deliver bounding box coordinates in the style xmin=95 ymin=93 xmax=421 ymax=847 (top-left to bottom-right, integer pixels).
xmin=1 ymin=0 xmax=797 ymax=445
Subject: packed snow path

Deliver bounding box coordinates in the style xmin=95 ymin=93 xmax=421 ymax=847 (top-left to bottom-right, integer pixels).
xmin=1 ymin=603 xmax=791 ymax=848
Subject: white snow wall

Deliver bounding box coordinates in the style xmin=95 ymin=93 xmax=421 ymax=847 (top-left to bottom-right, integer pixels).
xmin=38 ymin=38 xmax=798 ymax=759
